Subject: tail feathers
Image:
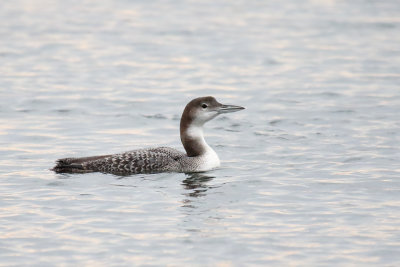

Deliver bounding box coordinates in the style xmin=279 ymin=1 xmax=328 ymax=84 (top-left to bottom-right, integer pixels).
xmin=52 ymin=158 xmax=88 ymax=173
xmin=52 ymin=155 xmax=110 ymax=174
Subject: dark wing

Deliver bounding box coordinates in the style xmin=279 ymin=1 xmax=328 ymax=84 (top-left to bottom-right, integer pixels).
xmin=83 ymin=147 xmax=185 ymax=174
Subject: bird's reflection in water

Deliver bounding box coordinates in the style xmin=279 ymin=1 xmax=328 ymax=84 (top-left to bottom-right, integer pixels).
xmin=180 ymin=173 xmax=220 ymax=235
xmin=181 ymin=173 xmax=215 ymax=207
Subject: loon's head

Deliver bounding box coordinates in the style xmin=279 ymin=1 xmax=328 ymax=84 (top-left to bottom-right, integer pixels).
xmin=181 ymin=96 xmax=245 ymax=127
xmin=180 ymin=96 xmax=244 ymax=157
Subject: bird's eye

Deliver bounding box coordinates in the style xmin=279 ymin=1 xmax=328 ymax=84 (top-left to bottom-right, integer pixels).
xmin=201 ymin=103 xmax=208 ymax=109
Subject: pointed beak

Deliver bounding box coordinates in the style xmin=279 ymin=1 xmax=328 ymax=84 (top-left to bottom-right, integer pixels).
xmin=217 ymin=104 xmax=245 ymax=114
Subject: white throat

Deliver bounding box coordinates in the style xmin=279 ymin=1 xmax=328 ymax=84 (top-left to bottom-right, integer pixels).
xmin=184 ymin=124 xmax=220 ymax=170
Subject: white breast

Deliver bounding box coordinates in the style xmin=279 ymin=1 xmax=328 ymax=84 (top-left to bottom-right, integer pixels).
xmin=196 ymin=145 xmax=220 ymax=172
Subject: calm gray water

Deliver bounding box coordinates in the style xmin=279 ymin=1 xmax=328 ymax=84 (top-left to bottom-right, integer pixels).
xmin=1 ymin=0 xmax=400 ymax=266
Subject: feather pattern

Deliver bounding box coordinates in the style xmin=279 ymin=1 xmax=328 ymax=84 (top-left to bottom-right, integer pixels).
xmin=54 ymin=147 xmax=185 ymax=175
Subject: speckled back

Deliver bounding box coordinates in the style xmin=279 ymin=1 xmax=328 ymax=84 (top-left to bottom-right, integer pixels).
xmin=83 ymin=147 xmax=185 ymax=174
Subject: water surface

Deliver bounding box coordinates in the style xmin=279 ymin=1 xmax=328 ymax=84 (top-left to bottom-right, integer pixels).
xmin=1 ymin=0 xmax=400 ymax=266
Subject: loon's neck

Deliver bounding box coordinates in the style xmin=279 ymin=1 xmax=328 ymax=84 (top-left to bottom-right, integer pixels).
xmin=180 ymin=115 xmax=214 ymax=157
xmin=181 ymin=124 xmax=211 ymax=157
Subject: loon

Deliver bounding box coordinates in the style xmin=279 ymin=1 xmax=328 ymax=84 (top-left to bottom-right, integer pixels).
xmin=52 ymin=96 xmax=244 ymax=175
